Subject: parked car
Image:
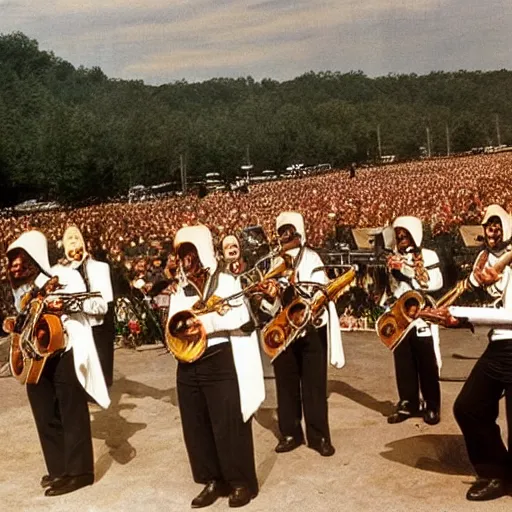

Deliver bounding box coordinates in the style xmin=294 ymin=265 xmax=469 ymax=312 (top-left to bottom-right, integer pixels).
xmin=13 ymin=199 xmax=61 ymax=213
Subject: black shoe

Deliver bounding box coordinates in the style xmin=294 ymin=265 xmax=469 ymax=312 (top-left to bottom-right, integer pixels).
xmin=310 ymin=438 xmax=336 ymax=457
xmin=191 ymin=481 xmax=229 ymax=508
xmin=466 ymin=478 xmax=506 ymax=501
xmin=40 ymin=475 xmax=65 ymax=489
xmin=228 ymin=487 xmax=256 ymax=508
xmin=387 ymin=401 xmax=419 ymax=424
xmin=423 ymin=409 xmax=440 ymax=425
xmin=44 ymin=474 xmax=94 ymax=497
xmin=275 ymin=436 xmax=304 ymax=453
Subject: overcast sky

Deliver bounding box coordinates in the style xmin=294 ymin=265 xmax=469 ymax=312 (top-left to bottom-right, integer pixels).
xmin=1 ymin=0 xmax=511 ymax=85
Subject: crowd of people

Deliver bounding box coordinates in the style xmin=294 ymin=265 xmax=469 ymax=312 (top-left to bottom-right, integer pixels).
xmin=5 ymin=151 xmax=512 ymax=505
xmin=0 ymin=152 xmax=511 ymax=318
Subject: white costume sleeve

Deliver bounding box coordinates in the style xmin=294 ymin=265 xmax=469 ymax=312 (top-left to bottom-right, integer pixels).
xmin=469 ymin=250 xmax=509 ymax=297
xmin=449 ymin=306 xmax=512 ymax=325
xmin=82 ymin=296 xmax=108 ymax=316
xmin=201 ymin=277 xmax=251 ymax=334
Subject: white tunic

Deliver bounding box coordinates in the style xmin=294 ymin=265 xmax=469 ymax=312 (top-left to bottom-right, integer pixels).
xmin=270 ymin=246 xmax=345 ymax=369
xmin=168 ymin=272 xmax=265 ymax=422
xmin=14 ymin=267 xmax=110 ymax=409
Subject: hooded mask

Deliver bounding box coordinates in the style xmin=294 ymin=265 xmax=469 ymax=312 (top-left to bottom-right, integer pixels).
xmin=481 ymin=204 xmax=511 ymax=242
xmin=7 ymin=230 xmax=52 ymax=277
xmin=174 ymin=225 xmax=217 ymax=274
xmin=276 ymin=211 xmax=306 ymax=245
xmin=221 ymin=235 xmax=241 ymax=263
xmin=392 ymin=216 xmax=423 ymax=249
xmin=63 ymin=225 xmax=87 ymax=264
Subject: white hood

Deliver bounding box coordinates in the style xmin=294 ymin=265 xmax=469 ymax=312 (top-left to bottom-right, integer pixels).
xmin=392 ymin=216 xmax=423 ymax=248
xmin=481 ymin=204 xmax=511 ymax=241
xmin=276 ymin=211 xmax=306 ymax=245
xmin=174 ymin=225 xmax=218 ymax=273
xmin=63 ymin=225 xmax=88 ymax=264
xmin=7 ymin=230 xmax=52 ymax=276
xmin=221 ymin=234 xmax=240 ymax=263
xmin=221 ymin=235 xmax=239 ymax=252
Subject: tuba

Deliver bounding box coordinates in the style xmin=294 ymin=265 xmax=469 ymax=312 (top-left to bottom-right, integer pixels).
xmin=165 ymin=256 xmax=292 ymax=363
xmin=262 ymin=267 xmax=356 ymax=361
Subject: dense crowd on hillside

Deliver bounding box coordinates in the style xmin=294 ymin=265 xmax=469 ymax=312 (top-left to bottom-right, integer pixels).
xmin=0 ymin=152 xmax=511 ymax=317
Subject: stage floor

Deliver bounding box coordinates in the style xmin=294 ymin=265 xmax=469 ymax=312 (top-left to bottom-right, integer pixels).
xmin=1 ymin=327 xmax=511 ymax=512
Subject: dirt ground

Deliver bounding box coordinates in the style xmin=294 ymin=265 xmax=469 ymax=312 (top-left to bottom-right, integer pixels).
xmin=1 ymin=327 xmax=511 ymax=512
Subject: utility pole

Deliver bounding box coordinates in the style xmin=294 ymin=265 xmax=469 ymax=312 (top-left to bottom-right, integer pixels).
xmin=426 ymin=126 xmax=432 ymax=158
xmin=446 ymin=124 xmax=451 ymax=156
xmin=377 ymin=124 xmax=382 ymax=159
xmin=180 ymin=154 xmax=187 ymax=194
xmin=246 ymin=144 xmax=251 ymax=166
xmin=495 ymin=113 xmax=501 ymax=146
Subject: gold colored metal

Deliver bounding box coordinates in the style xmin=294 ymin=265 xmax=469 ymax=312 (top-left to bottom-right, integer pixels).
xmin=376 ymin=279 xmax=470 ymax=351
xmin=262 ymin=267 xmax=356 ymax=361
xmin=165 ymin=257 xmax=292 ymax=363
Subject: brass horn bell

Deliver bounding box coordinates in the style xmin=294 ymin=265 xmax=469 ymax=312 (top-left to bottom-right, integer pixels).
xmin=375 ymin=290 xmax=427 ymax=350
xmin=165 ymin=295 xmax=224 ymax=364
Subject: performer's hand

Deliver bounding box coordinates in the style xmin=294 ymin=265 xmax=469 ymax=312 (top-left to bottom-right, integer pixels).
xmin=473 ymin=267 xmax=500 ymax=287
xmin=387 ymin=254 xmax=403 ymax=271
xmin=2 ymin=316 xmax=15 ymax=333
xmin=142 ymin=282 xmax=154 ymax=294
xmin=420 ymin=306 xmax=460 ymax=328
xmin=46 ymin=298 xmax=64 ymax=313
xmin=42 ymin=276 xmax=62 ymax=295
xmin=279 ymin=237 xmax=301 ymax=255
xmin=215 ymin=301 xmax=230 ymax=316
xmin=256 ymin=280 xmax=279 ymax=300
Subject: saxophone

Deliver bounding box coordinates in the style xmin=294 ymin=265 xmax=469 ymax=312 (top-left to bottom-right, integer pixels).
xmin=376 ymin=247 xmax=512 ymax=350
xmin=7 ymin=277 xmax=65 ymax=385
xmin=262 ymin=267 xmax=356 ymax=361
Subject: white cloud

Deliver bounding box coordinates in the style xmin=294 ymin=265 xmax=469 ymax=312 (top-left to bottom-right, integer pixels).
xmin=0 ymin=0 xmax=511 ymax=84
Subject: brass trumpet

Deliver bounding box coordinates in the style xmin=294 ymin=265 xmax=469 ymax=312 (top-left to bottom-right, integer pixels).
xmin=165 ymin=257 xmax=291 ymax=363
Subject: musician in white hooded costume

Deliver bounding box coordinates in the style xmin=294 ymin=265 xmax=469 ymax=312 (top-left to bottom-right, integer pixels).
xmin=268 ymin=212 xmax=343 ymax=457
xmin=6 ymin=230 xmax=110 ymax=497
xmin=167 ymin=225 xmax=264 ymax=509
xmin=59 ymin=225 xmax=115 ymax=387
xmin=385 ymin=216 xmax=443 ymax=425
xmin=444 ymin=205 xmax=512 ymax=502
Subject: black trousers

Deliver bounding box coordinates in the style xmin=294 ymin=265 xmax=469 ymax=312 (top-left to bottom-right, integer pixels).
xmin=392 ymin=329 xmax=440 ymax=412
xmin=273 ymin=326 xmax=330 ymax=446
xmin=177 ymin=343 xmax=258 ymax=495
xmin=26 ymin=350 xmax=94 ymax=479
xmin=453 ymin=340 xmax=512 ymax=480
xmin=92 ymin=303 xmax=115 ymax=388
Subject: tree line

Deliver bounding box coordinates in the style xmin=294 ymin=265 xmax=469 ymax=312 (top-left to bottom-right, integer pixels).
xmin=1 ymin=31 xmax=512 ymax=205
